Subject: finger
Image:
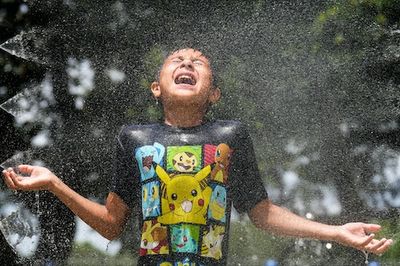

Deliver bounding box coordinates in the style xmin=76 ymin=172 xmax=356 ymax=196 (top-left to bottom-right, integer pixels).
xmin=10 ymin=170 xmax=39 ymax=191
xmin=2 ymin=170 xmax=17 ymax=189
xmin=363 ymin=224 xmax=381 ymax=234
xmin=366 ymin=238 xmax=387 ymax=253
xmin=375 ymin=239 xmax=393 ymax=254
xmin=9 ymin=170 xmax=26 ymax=188
xmin=357 ymin=233 xmax=375 ymax=248
xmin=7 ymin=167 xmax=18 ymax=177
xmin=9 ymin=169 xmax=19 ymax=180
xmin=18 ymin=165 xmax=34 ymax=175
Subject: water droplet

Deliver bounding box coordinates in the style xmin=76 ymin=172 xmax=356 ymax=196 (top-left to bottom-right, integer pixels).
xmin=0 ymin=29 xmax=49 ymax=64
xmin=363 ymin=250 xmax=369 ymax=265
xmin=35 ymin=191 xmax=41 ymax=216
xmin=106 ymin=241 xmax=112 ymax=252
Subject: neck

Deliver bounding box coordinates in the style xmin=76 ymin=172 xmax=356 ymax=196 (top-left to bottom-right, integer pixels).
xmin=163 ymin=104 xmax=207 ymax=128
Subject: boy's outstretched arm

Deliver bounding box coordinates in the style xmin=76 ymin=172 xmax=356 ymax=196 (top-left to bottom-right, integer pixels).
xmin=249 ymin=199 xmax=393 ymax=255
xmin=2 ymin=165 xmax=129 ymax=240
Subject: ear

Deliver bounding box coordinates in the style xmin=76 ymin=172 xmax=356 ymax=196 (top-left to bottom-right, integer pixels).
xmin=155 ymin=165 xmax=170 ymax=184
xmin=208 ymin=87 xmax=221 ymax=104
xmin=154 ymin=142 xmax=165 ymax=159
xmin=151 ymin=81 xmax=161 ymax=99
xmin=195 ymin=165 xmax=211 ymax=182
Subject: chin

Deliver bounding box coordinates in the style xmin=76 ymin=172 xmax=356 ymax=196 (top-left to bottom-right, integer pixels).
xmin=167 ymin=94 xmax=203 ymax=106
xmin=171 ymin=86 xmax=199 ymax=97
xmin=174 ymin=84 xmax=197 ymax=92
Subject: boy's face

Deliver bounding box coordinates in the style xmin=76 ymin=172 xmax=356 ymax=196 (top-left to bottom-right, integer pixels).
xmin=151 ymin=48 xmax=220 ymax=107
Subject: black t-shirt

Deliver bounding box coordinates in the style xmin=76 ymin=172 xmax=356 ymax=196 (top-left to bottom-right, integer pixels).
xmin=112 ymin=120 xmax=268 ymax=266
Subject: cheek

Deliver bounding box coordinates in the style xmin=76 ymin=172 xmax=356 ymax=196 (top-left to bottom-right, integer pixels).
xmin=159 ymin=74 xmax=174 ymax=90
xmin=198 ymin=199 xmax=204 ymax=206
xmin=201 ymin=69 xmax=213 ymax=85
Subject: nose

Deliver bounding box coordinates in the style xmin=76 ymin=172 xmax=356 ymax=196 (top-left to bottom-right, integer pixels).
xmin=179 ymin=59 xmax=194 ymax=70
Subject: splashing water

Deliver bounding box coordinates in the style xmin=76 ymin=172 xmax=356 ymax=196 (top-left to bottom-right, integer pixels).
xmin=106 ymin=241 xmax=112 ymax=253
xmin=363 ymin=250 xmax=369 ymax=265
xmin=0 ymin=77 xmax=55 ymax=126
xmin=0 ymin=208 xmax=38 ymax=247
xmin=0 ymin=28 xmax=49 ymax=65
xmin=0 ymin=152 xmax=43 ymax=218
xmin=0 ymin=151 xmax=41 ymax=256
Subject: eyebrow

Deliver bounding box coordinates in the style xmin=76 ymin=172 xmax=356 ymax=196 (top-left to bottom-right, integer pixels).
xmin=169 ymin=54 xmax=208 ymax=63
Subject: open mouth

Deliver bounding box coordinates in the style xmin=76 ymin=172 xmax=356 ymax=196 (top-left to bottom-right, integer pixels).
xmin=177 ymin=163 xmax=192 ymax=171
xmin=176 ymin=235 xmax=188 ymax=248
xmin=181 ymin=200 xmax=193 ymax=213
xmin=174 ymin=73 xmax=196 ymax=86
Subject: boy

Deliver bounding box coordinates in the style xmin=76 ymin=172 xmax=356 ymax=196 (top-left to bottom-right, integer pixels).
xmin=2 ymin=48 xmax=393 ymax=265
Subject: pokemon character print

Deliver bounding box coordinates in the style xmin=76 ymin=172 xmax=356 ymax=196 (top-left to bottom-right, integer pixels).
xmin=135 ymin=142 xmax=166 ymax=182
xmin=140 ymin=220 xmax=169 ymax=256
xmin=201 ymin=225 xmax=225 ymax=260
xmin=113 ymin=121 xmax=269 ymax=265
xmin=142 ymin=181 xmax=161 ymax=218
xmin=210 ymin=143 xmax=232 ymax=183
xmin=156 ymin=164 xmax=212 ymax=225
xmin=170 ymin=224 xmax=200 ymax=253
xmin=167 ymin=146 xmax=202 ymax=173
xmin=159 ymin=258 xmax=205 ymax=266
xmin=208 ymin=184 xmax=227 ymax=223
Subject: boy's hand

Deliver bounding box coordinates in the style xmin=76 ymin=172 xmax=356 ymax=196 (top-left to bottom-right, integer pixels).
xmin=2 ymin=165 xmax=58 ymax=192
xmin=335 ymin=222 xmax=393 ymax=255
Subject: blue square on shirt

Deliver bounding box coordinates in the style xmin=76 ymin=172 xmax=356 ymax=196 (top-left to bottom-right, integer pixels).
xmin=207 ymin=184 xmax=227 ymax=223
xmin=142 ymin=181 xmax=161 ymax=218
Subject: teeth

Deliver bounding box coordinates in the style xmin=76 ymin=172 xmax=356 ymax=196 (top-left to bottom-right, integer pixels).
xmin=175 ymin=74 xmax=195 ymax=85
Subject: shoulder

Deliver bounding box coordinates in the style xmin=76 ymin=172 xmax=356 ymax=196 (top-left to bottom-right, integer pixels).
xmin=119 ymin=123 xmax=160 ymax=134
xmin=210 ymin=119 xmax=243 ymax=129
xmin=117 ymin=123 xmax=162 ymax=144
xmin=211 ymin=119 xmax=249 ymax=134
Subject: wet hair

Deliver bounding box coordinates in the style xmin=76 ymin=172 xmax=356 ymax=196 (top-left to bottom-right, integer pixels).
xmin=155 ymin=46 xmax=219 ymax=89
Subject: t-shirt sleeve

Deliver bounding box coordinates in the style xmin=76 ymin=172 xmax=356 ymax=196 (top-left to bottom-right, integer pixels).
xmin=230 ymin=123 xmax=268 ymax=213
xmin=111 ymin=130 xmax=138 ymax=209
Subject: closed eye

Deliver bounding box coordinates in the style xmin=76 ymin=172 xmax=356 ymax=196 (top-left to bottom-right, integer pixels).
xmin=193 ymin=60 xmax=203 ymax=65
xmin=171 ymin=56 xmax=184 ymax=63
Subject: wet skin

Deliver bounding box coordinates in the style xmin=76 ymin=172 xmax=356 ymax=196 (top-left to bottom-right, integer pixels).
xmin=151 ymin=48 xmax=221 ymax=128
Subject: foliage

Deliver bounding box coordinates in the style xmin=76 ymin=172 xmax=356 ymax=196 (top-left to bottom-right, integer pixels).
xmin=313 ymin=0 xmax=400 ymax=49
xmin=67 ymin=242 xmax=137 ymax=266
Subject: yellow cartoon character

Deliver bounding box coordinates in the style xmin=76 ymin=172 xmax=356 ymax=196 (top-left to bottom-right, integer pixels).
xmin=140 ymin=220 xmax=169 ymax=256
xmin=211 ymin=143 xmax=231 ymax=183
xmin=172 ymin=152 xmax=198 ymax=172
xmin=159 ymin=263 xmax=173 ymax=266
xmin=156 ymin=165 xmax=212 ymax=225
xmin=201 ymin=225 xmax=225 ymax=260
